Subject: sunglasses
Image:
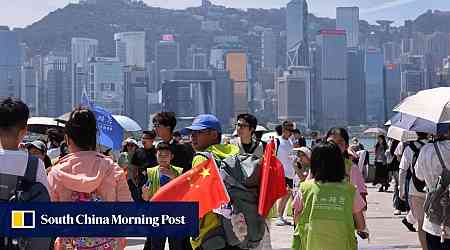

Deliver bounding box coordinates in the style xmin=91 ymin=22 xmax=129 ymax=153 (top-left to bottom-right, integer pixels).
xmin=153 ymin=123 xmax=169 ymax=128
xmin=235 ymin=123 xmax=250 ymax=128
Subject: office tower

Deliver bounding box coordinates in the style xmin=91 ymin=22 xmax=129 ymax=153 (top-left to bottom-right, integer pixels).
xmin=262 ymin=28 xmax=277 ymax=70
xmin=286 ymin=0 xmax=309 ymax=66
xmin=44 ymin=52 xmax=70 ymax=117
xmin=0 ymin=27 xmax=21 ymax=98
xmin=347 ymin=47 xmax=366 ymax=125
xmin=383 ymin=42 xmax=401 ymax=64
xmin=365 ymin=47 xmax=385 ymax=125
xmin=438 ymin=57 xmax=450 ymax=87
xmin=401 ymin=55 xmax=426 ymax=99
xmin=124 ymin=66 xmax=149 ymax=129
xmin=160 ymin=69 xmax=233 ymax=127
xmin=316 ymin=30 xmax=348 ymax=129
xmin=155 ymin=34 xmax=180 ymax=90
xmin=114 ymin=32 xmax=146 ymax=68
xmin=384 ymin=63 xmax=401 ymax=118
xmin=336 ymin=7 xmax=359 ymax=48
xmin=21 ymin=63 xmax=38 ymax=116
xmin=71 ymin=38 xmax=98 ymax=107
xmin=226 ymin=51 xmax=249 ymax=116
xmin=187 ymin=46 xmax=208 ymax=70
xmin=277 ymin=66 xmax=311 ymax=128
xmin=88 ymin=57 xmax=124 ymax=114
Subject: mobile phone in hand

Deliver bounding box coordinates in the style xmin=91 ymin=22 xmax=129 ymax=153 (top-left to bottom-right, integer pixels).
xmin=357 ymin=231 xmax=369 ymax=240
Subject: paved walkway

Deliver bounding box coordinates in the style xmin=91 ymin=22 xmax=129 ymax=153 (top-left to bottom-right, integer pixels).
xmin=126 ymin=185 xmax=422 ymax=250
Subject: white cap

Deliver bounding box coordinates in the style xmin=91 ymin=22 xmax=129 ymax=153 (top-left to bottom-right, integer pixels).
xmin=293 ymin=147 xmax=311 ymax=159
xmin=124 ymin=138 xmax=138 ymax=146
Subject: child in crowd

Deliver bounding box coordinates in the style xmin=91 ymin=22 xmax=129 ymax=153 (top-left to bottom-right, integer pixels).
xmin=142 ymin=142 xmax=183 ymax=250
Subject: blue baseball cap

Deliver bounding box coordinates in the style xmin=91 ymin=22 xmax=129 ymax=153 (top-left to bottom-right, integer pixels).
xmin=181 ymin=114 xmax=222 ymax=135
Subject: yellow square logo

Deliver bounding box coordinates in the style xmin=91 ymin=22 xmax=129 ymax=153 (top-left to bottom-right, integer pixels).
xmin=11 ymin=210 xmax=35 ymax=229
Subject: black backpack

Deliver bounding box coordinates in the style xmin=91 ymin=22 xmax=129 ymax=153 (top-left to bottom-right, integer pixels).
xmin=407 ymin=141 xmax=426 ymax=193
xmin=0 ymin=154 xmax=51 ymax=250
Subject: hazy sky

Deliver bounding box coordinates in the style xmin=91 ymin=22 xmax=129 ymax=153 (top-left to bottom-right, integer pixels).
xmin=1 ymin=0 xmax=450 ymax=28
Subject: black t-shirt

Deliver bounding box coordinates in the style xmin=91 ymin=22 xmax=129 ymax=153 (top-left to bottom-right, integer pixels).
xmin=168 ymin=141 xmax=195 ymax=173
xmin=131 ymin=147 xmax=158 ymax=171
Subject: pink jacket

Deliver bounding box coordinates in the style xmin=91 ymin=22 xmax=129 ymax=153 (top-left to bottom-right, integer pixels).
xmin=47 ymin=151 xmax=132 ymax=202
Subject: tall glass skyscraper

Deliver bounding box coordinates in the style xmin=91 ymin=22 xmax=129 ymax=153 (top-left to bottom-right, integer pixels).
xmin=336 ymin=7 xmax=359 ymax=48
xmin=365 ymin=48 xmax=385 ymax=125
xmin=0 ymin=27 xmax=21 ymax=98
xmin=286 ymin=0 xmax=309 ymax=66
xmin=114 ymin=32 xmax=146 ymax=68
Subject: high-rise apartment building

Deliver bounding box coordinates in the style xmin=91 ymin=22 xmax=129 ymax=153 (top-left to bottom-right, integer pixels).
xmin=71 ymin=38 xmax=98 ymax=107
xmin=336 ymin=7 xmax=359 ymax=48
xmin=286 ymin=0 xmax=309 ymax=66
xmin=0 ymin=27 xmax=21 ymax=98
xmin=114 ymin=32 xmax=146 ymax=68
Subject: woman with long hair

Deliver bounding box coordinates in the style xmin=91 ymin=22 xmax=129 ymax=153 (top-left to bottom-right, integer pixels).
xmin=47 ymin=107 xmax=132 ymax=250
xmin=373 ymin=134 xmax=389 ymax=192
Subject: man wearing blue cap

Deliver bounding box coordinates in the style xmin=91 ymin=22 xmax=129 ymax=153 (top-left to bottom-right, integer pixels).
xmin=182 ymin=114 xmax=242 ymax=250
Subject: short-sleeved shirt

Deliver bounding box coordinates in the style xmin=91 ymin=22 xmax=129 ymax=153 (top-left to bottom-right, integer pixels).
xmin=0 ymin=149 xmax=49 ymax=192
xmin=277 ymin=137 xmax=294 ymax=179
xmin=414 ymin=141 xmax=450 ymax=238
xmin=398 ymin=140 xmax=427 ymax=198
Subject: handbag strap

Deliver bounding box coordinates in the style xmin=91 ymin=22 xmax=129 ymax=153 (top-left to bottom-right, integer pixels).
xmin=434 ymin=142 xmax=447 ymax=171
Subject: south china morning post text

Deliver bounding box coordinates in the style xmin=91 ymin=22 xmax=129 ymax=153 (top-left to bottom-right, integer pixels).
xmin=40 ymin=214 xmax=186 ymax=227
xmin=0 ymin=202 xmax=199 ymax=238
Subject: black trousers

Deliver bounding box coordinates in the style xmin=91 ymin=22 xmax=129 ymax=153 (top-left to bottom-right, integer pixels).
xmin=144 ymin=237 xmax=185 ymax=250
xmin=144 ymin=237 xmax=192 ymax=250
xmin=426 ymin=233 xmax=450 ymax=250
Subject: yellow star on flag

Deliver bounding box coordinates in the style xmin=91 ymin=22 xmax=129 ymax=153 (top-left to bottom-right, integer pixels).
xmin=199 ymin=168 xmax=211 ymax=179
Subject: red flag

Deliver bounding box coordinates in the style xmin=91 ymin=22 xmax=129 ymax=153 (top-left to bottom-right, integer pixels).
xmin=151 ymin=158 xmax=230 ymax=218
xmin=258 ymin=140 xmax=287 ymax=217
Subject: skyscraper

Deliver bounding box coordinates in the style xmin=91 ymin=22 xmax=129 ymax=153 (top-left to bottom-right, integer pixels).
xmin=384 ymin=63 xmax=401 ymax=118
xmin=286 ymin=0 xmax=309 ymax=66
xmin=114 ymin=32 xmax=146 ymax=68
xmin=316 ymin=30 xmax=348 ymax=129
xmin=44 ymin=52 xmax=70 ymax=117
xmin=88 ymin=57 xmax=124 ymax=114
xmin=21 ymin=63 xmax=38 ymax=116
xmin=0 ymin=27 xmax=21 ymax=98
xmin=155 ymin=35 xmax=180 ymax=90
xmin=336 ymin=7 xmax=359 ymax=48
xmin=124 ymin=66 xmax=149 ymax=129
xmin=400 ymin=55 xmax=426 ymax=99
xmin=262 ymin=28 xmax=277 ymax=70
xmin=71 ymin=38 xmax=98 ymax=107
xmin=277 ymin=66 xmax=311 ymax=128
xmin=226 ymin=51 xmax=249 ymax=116
xmin=347 ymin=47 xmax=365 ymax=125
xmin=365 ymin=47 xmax=385 ymax=125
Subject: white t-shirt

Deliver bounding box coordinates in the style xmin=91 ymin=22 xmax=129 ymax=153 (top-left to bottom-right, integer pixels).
xmin=415 ymin=141 xmax=450 ymax=238
xmin=276 ymin=137 xmax=294 ymax=179
xmin=398 ymin=140 xmax=427 ymax=198
xmin=0 ymin=149 xmax=50 ymax=193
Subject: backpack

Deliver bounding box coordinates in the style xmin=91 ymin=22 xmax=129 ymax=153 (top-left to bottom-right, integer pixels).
xmin=407 ymin=141 xmax=426 ymax=193
xmin=57 ymin=192 xmax=120 ymax=250
xmin=0 ymin=154 xmax=51 ymax=250
xmin=423 ymin=143 xmax=450 ymax=243
xmin=196 ymin=153 xmax=266 ymax=250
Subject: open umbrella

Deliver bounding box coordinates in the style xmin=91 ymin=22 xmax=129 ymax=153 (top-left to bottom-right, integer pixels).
xmin=391 ymin=112 xmax=449 ymax=135
xmin=261 ymin=132 xmax=278 ymax=142
xmin=363 ymin=127 xmax=386 ymax=134
xmin=393 ymin=87 xmax=450 ymax=124
xmin=387 ymin=126 xmax=418 ymax=142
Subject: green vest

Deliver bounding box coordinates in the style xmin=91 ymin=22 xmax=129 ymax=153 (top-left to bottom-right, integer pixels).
xmin=145 ymin=165 xmax=183 ymax=198
xmin=293 ymin=180 xmax=357 ymax=250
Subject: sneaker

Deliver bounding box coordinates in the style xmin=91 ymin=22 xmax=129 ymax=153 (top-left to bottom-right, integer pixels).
xmin=401 ymin=218 xmax=416 ymax=232
xmin=393 ymin=210 xmax=401 ymax=216
xmin=275 ymin=218 xmax=287 ymax=226
xmin=282 ymin=218 xmax=293 ymax=226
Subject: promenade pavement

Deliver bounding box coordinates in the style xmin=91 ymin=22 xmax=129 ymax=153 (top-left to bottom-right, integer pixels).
xmin=126 ymin=185 xmax=422 ymax=250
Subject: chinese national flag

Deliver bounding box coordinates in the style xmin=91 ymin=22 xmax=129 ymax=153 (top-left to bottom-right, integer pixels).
xmin=258 ymin=140 xmax=287 ymax=217
xmin=151 ymin=158 xmax=230 ymax=218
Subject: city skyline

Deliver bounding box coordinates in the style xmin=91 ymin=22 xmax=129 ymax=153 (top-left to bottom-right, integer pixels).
xmin=2 ymin=0 xmax=450 ymax=28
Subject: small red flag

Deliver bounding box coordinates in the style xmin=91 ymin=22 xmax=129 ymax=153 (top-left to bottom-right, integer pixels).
xmin=151 ymin=158 xmax=230 ymax=218
xmin=258 ymin=140 xmax=287 ymax=217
